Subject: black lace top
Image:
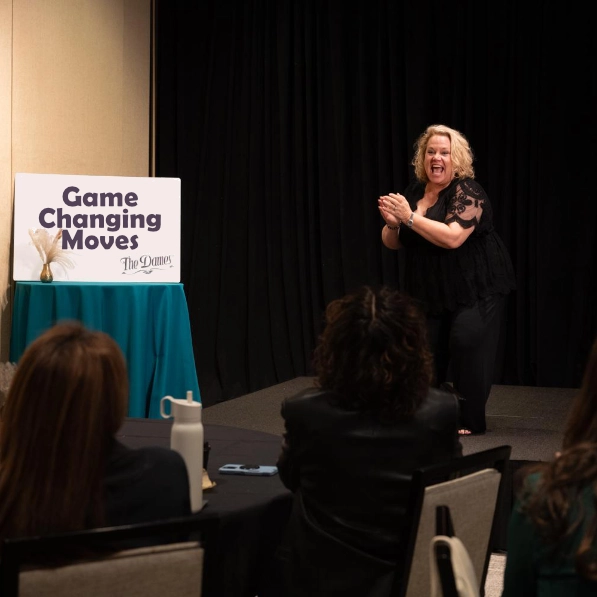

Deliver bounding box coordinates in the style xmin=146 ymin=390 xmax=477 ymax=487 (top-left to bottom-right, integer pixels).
xmin=399 ymin=178 xmax=516 ymax=314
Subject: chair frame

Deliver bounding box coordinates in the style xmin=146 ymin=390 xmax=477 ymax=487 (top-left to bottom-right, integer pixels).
xmin=0 ymin=513 xmax=219 ymax=597
xmin=392 ymin=444 xmax=512 ymax=597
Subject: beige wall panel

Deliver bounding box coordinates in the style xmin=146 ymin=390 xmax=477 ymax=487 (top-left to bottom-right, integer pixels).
xmin=0 ymin=0 xmax=151 ymax=360
xmin=12 ymin=0 xmax=150 ymax=177
xmin=123 ymin=0 xmax=152 ymax=175
xmin=0 ymin=0 xmax=13 ymax=361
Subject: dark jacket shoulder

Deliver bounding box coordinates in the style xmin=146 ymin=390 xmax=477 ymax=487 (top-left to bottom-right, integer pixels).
xmin=414 ymin=387 xmax=461 ymax=426
xmin=282 ymin=386 xmax=460 ymax=429
xmin=104 ymin=440 xmax=191 ymax=526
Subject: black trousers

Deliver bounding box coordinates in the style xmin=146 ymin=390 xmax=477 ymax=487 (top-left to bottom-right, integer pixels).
xmin=426 ymin=294 xmax=505 ymax=433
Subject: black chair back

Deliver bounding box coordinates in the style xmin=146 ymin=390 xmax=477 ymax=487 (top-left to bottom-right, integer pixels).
xmin=0 ymin=513 xmax=219 ymax=597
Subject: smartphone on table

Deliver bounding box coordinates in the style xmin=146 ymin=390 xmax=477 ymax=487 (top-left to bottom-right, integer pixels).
xmin=218 ymin=464 xmax=278 ymax=476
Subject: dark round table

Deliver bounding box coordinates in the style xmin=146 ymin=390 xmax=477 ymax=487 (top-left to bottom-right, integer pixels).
xmin=117 ymin=419 xmax=292 ymax=597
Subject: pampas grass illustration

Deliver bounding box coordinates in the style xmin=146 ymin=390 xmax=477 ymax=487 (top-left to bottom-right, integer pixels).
xmin=28 ymin=228 xmax=75 ymax=272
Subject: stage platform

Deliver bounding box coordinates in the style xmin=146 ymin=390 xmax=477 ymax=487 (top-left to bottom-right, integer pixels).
xmin=203 ymin=377 xmax=578 ymax=550
xmin=203 ymin=377 xmax=575 ymax=462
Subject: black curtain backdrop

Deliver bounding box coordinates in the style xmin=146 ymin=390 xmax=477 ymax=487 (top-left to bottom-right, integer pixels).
xmin=155 ymin=0 xmax=597 ymax=407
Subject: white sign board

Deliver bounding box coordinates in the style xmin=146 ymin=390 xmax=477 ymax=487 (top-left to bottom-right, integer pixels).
xmin=13 ymin=173 xmax=180 ymax=282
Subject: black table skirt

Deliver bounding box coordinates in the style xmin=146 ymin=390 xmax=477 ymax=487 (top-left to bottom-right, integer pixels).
xmin=118 ymin=419 xmax=291 ymax=597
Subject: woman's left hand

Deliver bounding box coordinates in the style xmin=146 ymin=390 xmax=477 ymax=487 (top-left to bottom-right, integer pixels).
xmin=379 ymin=193 xmax=411 ymax=224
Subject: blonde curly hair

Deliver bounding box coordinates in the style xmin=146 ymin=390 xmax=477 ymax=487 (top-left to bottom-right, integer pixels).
xmin=411 ymin=124 xmax=475 ymax=183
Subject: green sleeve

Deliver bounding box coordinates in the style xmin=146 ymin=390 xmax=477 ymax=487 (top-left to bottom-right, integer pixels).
xmin=501 ymin=499 xmax=538 ymax=596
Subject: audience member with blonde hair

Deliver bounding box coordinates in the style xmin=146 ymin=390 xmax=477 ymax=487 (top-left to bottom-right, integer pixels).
xmin=0 ymin=321 xmax=191 ymax=543
xmin=379 ymin=124 xmax=516 ymax=436
xmin=503 ymin=335 xmax=597 ymax=595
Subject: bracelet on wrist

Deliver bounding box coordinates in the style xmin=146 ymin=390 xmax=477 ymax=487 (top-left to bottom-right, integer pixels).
xmin=386 ymin=223 xmax=400 ymax=230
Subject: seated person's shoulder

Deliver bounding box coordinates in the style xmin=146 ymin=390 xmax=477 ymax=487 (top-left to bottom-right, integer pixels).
xmin=141 ymin=444 xmax=189 ymax=467
xmin=282 ymin=387 xmax=333 ymax=413
xmin=108 ymin=440 xmax=188 ymax=482
xmin=517 ymin=469 xmax=543 ymax=496
xmin=419 ymin=387 xmax=460 ymax=415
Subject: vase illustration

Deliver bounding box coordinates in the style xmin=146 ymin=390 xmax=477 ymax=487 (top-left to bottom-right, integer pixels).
xmin=40 ymin=262 xmax=53 ymax=283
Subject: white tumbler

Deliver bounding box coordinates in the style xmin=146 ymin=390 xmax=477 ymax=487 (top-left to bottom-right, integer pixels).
xmin=160 ymin=391 xmax=204 ymax=512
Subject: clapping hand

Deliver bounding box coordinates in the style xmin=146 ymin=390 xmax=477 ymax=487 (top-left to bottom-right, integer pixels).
xmin=378 ymin=193 xmax=411 ymax=225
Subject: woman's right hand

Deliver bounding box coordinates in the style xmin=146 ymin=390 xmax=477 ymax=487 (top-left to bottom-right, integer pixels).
xmin=378 ymin=195 xmax=401 ymax=227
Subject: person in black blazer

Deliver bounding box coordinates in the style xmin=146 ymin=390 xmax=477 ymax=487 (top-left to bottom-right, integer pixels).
xmin=275 ymin=285 xmax=462 ymax=597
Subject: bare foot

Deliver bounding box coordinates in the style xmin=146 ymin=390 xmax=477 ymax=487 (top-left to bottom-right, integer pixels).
xmin=458 ymin=428 xmax=472 ymax=436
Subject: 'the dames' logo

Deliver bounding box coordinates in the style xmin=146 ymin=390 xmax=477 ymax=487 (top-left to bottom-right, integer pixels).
xmin=121 ymin=254 xmax=173 ymax=275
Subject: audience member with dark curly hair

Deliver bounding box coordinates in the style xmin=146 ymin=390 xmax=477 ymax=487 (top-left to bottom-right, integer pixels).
xmin=502 ymin=335 xmax=597 ymax=595
xmin=274 ymin=285 xmax=462 ymax=597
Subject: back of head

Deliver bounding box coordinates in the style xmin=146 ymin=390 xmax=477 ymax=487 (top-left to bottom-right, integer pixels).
xmin=563 ymin=336 xmax=597 ymax=450
xmin=0 ymin=321 xmax=128 ymax=539
xmin=314 ymin=286 xmax=432 ymax=420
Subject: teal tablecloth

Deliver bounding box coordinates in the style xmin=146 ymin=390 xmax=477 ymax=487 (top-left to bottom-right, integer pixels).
xmin=9 ymin=282 xmax=201 ymax=418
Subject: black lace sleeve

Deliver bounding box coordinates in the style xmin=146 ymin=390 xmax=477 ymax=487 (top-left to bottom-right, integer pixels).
xmin=445 ymin=179 xmax=486 ymax=229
